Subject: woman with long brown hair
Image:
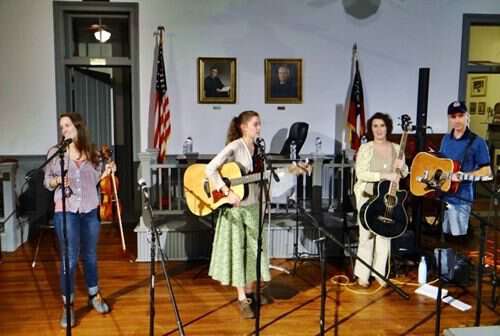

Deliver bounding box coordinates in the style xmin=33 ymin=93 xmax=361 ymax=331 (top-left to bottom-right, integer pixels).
xmin=205 ymin=110 xmax=272 ymax=319
xmin=44 ymin=112 xmax=115 ymax=327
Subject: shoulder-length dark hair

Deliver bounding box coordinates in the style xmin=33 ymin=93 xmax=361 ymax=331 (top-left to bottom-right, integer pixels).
xmin=226 ymin=110 xmax=260 ymax=144
xmin=365 ymin=112 xmax=393 ymax=141
xmin=58 ymin=112 xmax=99 ymax=166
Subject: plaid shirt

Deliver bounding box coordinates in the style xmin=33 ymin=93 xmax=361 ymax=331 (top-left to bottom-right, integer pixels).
xmin=44 ymin=147 xmax=103 ymax=214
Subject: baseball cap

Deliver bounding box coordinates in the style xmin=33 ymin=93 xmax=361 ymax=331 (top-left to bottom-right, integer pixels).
xmin=447 ymin=101 xmax=467 ymax=115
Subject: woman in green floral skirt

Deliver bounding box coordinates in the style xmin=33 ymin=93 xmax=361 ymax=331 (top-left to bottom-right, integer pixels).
xmin=205 ymin=110 xmax=272 ymax=319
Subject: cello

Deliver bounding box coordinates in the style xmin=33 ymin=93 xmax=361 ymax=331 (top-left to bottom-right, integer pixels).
xmin=99 ymin=145 xmax=127 ymax=252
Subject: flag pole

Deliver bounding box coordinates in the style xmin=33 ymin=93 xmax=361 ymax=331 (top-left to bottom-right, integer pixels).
xmin=345 ymin=43 xmax=358 ymax=156
xmin=158 ymin=25 xmax=165 ymax=45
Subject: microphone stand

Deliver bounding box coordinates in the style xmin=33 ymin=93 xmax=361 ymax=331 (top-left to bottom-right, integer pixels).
xmin=140 ymin=183 xmax=185 ymax=336
xmin=420 ymin=179 xmax=499 ymax=330
xmin=59 ymin=145 xmax=72 ymax=336
xmin=254 ymin=139 xmax=272 ymax=336
xmin=299 ymin=209 xmax=409 ymax=336
xmin=31 ymin=140 xmax=73 ymax=335
xmin=32 ymin=140 xmax=72 ymax=334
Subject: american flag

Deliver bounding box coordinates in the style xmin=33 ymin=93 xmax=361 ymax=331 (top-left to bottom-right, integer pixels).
xmin=346 ymin=54 xmax=366 ymax=151
xmin=153 ymin=37 xmax=171 ymax=163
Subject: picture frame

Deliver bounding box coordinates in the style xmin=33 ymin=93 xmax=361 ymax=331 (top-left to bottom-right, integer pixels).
xmin=469 ymin=102 xmax=477 ymax=114
xmin=470 ymin=76 xmax=487 ymax=97
xmin=198 ymin=57 xmax=236 ymax=104
xmin=478 ymin=101 xmax=486 ymax=115
xmin=265 ymin=58 xmax=303 ymax=104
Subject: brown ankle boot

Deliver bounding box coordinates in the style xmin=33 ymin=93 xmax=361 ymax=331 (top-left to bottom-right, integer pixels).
xmin=238 ymin=298 xmax=255 ymax=319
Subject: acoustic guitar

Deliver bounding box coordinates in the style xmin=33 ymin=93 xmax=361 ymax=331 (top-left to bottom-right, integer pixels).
xmin=359 ymin=115 xmax=412 ymax=239
xmin=410 ymin=152 xmax=493 ymax=197
xmin=183 ymin=161 xmax=311 ymax=217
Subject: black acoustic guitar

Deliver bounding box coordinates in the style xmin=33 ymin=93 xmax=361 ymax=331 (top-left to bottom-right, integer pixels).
xmin=359 ymin=115 xmax=412 ymax=239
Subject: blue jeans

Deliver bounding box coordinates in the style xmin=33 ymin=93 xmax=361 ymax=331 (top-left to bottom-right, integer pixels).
xmin=442 ymin=203 xmax=471 ymax=236
xmin=53 ymin=208 xmax=101 ymax=297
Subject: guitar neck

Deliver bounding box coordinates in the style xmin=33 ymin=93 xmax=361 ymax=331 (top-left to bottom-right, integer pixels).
xmin=389 ymin=131 xmax=408 ymax=195
xmin=230 ymin=170 xmax=274 ymax=186
xmin=459 ymin=173 xmax=492 ymax=182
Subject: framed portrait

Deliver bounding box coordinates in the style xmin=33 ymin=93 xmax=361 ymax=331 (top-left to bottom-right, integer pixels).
xmin=470 ymin=76 xmax=487 ymax=97
xmin=469 ymin=102 xmax=477 ymax=114
xmin=478 ymin=101 xmax=486 ymax=115
xmin=198 ymin=57 xmax=236 ymax=104
xmin=265 ymin=58 xmax=303 ymax=104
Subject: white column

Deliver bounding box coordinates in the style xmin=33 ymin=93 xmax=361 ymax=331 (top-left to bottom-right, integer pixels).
xmin=135 ymin=149 xmax=159 ymax=261
xmin=1 ymin=162 xmax=28 ymax=252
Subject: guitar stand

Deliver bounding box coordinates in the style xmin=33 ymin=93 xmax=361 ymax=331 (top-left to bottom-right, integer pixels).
xmin=291 ymin=201 xmax=319 ymax=275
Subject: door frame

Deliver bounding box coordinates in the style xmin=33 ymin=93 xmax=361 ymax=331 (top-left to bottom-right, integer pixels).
xmin=459 ymin=14 xmax=500 ymax=100
xmin=53 ymin=1 xmax=140 ymax=159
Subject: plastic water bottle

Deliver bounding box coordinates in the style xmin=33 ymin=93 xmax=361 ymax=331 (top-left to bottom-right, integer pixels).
xmin=315 ymin=137 xmax=322 ymax=155
xmin=418 ymin=256 xmax=427 ymax=285
xmin=290 ymin=140 xmax=297 ymax=160
xmin=183 ymin=137 xmax=193 ymax=154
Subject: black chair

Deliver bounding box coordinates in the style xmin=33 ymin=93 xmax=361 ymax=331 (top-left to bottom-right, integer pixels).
xmin=280 ymin=122 xmax=309 ymax=157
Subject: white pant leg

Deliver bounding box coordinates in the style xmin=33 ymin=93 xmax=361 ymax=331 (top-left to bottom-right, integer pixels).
xmin=372 ymin=235 xmax=390 ymax=283
xmin=354 ymin=215 xmax=375 ymax=283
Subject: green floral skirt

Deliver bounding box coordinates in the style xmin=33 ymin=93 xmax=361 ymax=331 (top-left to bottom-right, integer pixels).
xmin=208 ymin=204 xmax=271 ymax=287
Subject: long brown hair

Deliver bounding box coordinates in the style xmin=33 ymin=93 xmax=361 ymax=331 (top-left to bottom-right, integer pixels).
xmin=58 ymin=112 xmax=99 ymax=165
xmin=226 ymin=110 xmax=260 ymax=144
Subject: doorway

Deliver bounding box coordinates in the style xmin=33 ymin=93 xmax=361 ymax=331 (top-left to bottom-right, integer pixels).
xmin=54 ymin=2 xmax=140 ymax=222
xmin=460 ymin=14 xmax=500 ymax=173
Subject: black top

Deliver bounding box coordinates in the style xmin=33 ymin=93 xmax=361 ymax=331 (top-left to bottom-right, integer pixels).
xmin=270 ymin=81 xmax=297 ymax=97
xmin=204 ymin=76 xmax=228 ymax=97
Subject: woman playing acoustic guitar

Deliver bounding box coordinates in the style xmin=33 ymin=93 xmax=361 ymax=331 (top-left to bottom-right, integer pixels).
xmin=205 ymin=110 xmax=272 ymax=319
xmin=353 ymin=113 xmax=408 ymax=288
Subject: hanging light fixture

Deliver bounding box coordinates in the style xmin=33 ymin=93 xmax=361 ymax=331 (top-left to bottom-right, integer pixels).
xmin=94 ymin=27 xmax=111 ymax=43
xmin=90 ymin=23 xmax=111 ymax=43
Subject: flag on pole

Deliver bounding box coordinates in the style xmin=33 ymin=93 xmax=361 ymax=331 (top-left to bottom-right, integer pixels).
xmin=346 ymin=45 xmax=366 ymax=151
xmin=153 ymin=27 xmax=171 ymax=163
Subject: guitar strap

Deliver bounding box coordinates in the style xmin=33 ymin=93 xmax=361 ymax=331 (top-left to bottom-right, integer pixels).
xmin=459 ymin=131 xmax=477 ymax=170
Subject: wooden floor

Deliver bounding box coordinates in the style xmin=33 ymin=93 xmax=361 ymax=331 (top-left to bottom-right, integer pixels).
xmin=0 ymin=226 xmax=498 ymax=336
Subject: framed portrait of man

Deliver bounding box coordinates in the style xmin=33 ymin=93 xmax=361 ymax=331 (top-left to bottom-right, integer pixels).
xmin=198 ymin=57 xmax=236 ymax=104
xmin=265 ymin=58 xmax=303 ymax=104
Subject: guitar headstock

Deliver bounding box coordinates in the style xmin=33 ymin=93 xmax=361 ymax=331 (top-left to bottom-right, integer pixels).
xmin=288 ymin=159 xmax=312 ymax=176
xmin=399 ymin=114 xmax=413 ymax=132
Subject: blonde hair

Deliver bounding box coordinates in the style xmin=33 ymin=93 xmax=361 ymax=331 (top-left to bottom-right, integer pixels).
xmin=226 ymin=110 xmax=260 ymax=144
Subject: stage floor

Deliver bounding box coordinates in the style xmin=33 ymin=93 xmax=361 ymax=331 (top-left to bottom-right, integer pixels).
xmin=0 ymin=226 xmax=498 ymax=336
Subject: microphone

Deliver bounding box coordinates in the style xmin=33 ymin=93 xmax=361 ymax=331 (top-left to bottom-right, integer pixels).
xmin=60 ymin=138 xmax=72 ymax=146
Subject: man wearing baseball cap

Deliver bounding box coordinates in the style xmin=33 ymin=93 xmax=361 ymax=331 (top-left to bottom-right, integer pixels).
xmin=439 ymin=100 xmax=492 ymax=240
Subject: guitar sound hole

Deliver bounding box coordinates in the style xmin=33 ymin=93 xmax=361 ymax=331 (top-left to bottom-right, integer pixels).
xmin=383 ymin=195 xmax=397 ymax=208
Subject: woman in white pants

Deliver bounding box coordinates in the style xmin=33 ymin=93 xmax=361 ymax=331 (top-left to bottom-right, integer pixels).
xmin=353 ymin=113 xmax=408 ymax=287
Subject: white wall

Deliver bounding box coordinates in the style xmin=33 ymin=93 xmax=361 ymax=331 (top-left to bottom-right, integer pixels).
xmin=2 ymin=0 xmax=500 ymax=156
xmin=0 ymin=0 xmax=58 ymax=155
